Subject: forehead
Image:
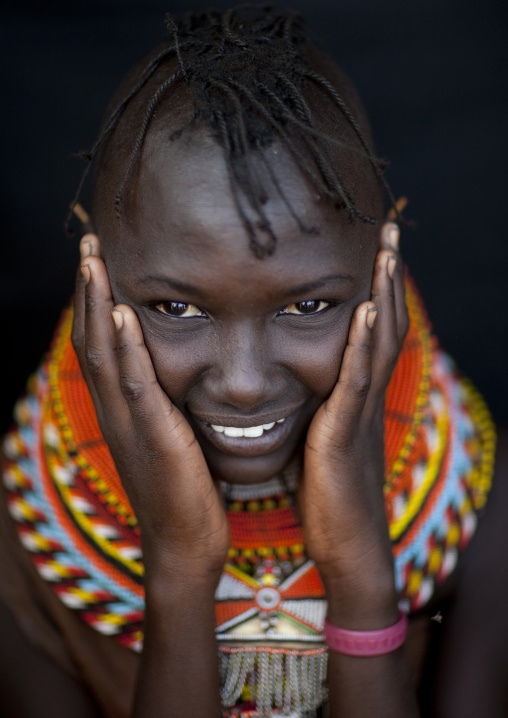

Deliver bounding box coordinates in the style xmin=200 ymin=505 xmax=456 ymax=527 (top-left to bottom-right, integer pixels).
xmin=103 ymin=123 xmax=380 ymax=280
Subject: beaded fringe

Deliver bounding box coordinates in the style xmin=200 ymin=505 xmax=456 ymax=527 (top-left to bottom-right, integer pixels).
xmin=220 ymin=647 xmax=328 ymax=716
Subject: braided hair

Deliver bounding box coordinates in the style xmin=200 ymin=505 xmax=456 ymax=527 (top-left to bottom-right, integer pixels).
xmin=69 ymin=4 xmax=397 ymax=257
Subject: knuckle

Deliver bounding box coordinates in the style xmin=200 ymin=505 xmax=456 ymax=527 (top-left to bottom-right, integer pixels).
xmin=385 ymin=341 xmax=400 ymax=367
xmin=84 ymin=291 xmax=98 ymax=314
xmin=119 ymin=374 xmax=145 ymax=404
xmin=85 ymin=346 xmax=108 ymax=377
xmin=358 ymin=335 xmax=373 ymax=357
xmin=165 ymin=417 xmax=191 ymax=449
xmin=115 ymin=340 xmax=130 ymax=362
xmin=319 ymin=416 xmax=357 ymax=454
xmin=384 ymin=286 xmax=395 ymax=302
xmin=332 ymin=439 xmax=357 ymax=459
xmin=350 ymin=373 xmax=371 ymax=398
xmin=115 ymin=337 xmax=144 ymax=362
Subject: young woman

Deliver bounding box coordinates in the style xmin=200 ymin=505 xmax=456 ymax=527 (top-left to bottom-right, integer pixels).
xmin=1 ymin=6 xmax=506 ymax=717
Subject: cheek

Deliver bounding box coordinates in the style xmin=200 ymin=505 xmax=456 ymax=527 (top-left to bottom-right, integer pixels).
xmin=139 ymin=309 xmax=354 ymax=407
xmin=141 ymin=329 xmax=205 ymax=405
xmin=278 ymin=319 xmax=351 ymax=400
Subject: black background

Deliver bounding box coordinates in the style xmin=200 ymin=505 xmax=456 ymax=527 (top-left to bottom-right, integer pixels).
xmin=1 ymin=0 xmax=507 ymax=434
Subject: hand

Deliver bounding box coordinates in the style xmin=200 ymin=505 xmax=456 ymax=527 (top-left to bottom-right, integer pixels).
xmin=300 ymin=222 xmax=409 ymax=625
xmin=72 ymin=235 xmax=230 ymax=580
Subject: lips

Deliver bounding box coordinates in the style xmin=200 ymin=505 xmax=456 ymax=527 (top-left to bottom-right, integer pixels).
xmin=190 ymin=410 xmax=302 ymax=458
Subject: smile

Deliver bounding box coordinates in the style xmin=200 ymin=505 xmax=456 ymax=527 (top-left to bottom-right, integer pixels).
xmin=192 ymin=411 xmax=301 ymax=458
xmin=210 ymin=418 xmax=285 ymax=438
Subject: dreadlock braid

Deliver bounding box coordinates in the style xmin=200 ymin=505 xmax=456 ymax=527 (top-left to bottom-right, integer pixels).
xmin=70 ymin=4 xmax=397 ymax=256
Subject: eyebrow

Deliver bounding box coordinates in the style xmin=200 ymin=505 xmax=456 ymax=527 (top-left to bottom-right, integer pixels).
xmin=139 ymin=275 xmax=202 ymax=293
xmin=283 ymin=274 xmax=354 ymax=294
xmin=139 ymin=272 xmax=353 ymax=295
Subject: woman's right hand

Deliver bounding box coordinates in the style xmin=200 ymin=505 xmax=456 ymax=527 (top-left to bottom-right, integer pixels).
xmin=72 ymin=234 xmax=230 ymax=581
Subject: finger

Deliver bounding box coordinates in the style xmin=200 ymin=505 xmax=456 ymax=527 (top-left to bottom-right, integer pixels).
xmin=71 ymin=236 xmax=102 ymax=406
xmin=72 ymin=235 xmax=102 ymax=350
xmin=379 ymin=222 xmax=399 ymax=254
xmin=80 ymin=255 xmax=129 ymax=432
xmin=380 ymin=223 xmax=408 ymax=346
xmin=112 ymin=306 xmax=186 ymax=450
xmin=81 ymin=232 xmax=102 ymax=258
xmin=322 ymin=302 xmax=376 ymax=445
xmin=369 ymin=248 xmax=399 ymax=392
xmin=393 ymin=259 xmax=409 ymax=346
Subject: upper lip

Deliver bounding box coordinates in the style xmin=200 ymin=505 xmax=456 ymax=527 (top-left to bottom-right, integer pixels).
xmin=189 ymin=406 xmax=304 ymax=428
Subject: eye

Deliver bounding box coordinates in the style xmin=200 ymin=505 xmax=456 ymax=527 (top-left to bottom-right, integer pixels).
xmin=154 ymin=301 xmax=207 ymax=318
xmin=279 ymin=300 xmax=331 ymax=316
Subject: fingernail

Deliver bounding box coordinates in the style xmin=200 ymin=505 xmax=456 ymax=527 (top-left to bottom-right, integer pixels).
xmin=388 ymin=225 xmax=399 ymax=250
xmin=80 ymin=264 xmax=90 ymax=284
xmin=366 ymin=306 xmax=378 ymax=329
xmin=80 ymin=238 xmax=92 ymax=259
xmin=112 ymin=309 xmax=123 ymax=330
xmin=387 ymin=254 xmax=397 ymax=279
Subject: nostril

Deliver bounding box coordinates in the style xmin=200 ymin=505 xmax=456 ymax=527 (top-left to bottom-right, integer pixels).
xmin=215 ymin=367 xmax=272 ymax=408
xmin=203 ymin=327 xmax=280 ymax=408
xmin=204 ymin=358 xmax=275 ymax=409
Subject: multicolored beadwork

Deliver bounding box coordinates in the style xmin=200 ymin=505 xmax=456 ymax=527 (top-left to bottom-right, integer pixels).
xmin=2 ymin=278 xmax=496 ymax=717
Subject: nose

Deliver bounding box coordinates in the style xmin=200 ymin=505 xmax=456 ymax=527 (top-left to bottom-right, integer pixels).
xmin=204 ymin=322 xmax=279 ymax=410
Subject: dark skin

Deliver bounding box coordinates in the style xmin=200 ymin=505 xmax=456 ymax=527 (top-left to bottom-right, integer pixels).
xmin=74 ymin=127 xmax=416 ymax=717
xmin=1 ymin=118 xmax=508 ymax=716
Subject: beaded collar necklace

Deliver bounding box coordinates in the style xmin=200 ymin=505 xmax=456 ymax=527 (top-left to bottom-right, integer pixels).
xmin=2 ymin=279 xmax=495 ymax=717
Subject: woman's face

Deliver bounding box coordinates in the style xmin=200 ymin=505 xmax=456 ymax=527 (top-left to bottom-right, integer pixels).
xmin=100 ymin=131 xmax=380 ymax=484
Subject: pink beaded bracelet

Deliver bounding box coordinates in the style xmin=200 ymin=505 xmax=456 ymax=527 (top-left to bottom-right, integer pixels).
xmin=324 ymin=612 xmax=408 ymax=657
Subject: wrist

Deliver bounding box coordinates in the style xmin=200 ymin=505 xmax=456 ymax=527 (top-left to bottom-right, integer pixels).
xmin=143 ymin=552 xmax=224 ymax=602
xmin=144 ymin=572 xmax=219 ymax=637
xmin=323 ymin=569 xmax=399 ymax=631
xmin=142 ymin=533 xmax=227 ymax=581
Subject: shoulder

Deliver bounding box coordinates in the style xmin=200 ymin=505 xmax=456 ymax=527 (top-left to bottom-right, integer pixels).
xmin=0 ymin=445 xmax=104 ymax=718
xmin=422 ymin=425 xmax=508 ymax=716
xmin=0 ymin=594 xmax=102 ymax=718
xmin=458 ymin=424 xmax=508 ymax=586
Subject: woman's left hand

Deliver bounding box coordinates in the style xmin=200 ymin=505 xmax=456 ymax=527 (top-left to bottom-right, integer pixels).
xmin=300 ymin=221 xmax=409 ymax=626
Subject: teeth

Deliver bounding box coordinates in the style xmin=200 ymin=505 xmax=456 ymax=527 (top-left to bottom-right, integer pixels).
xmin=210 ymin=418 xmax=285 ymax=438
xmin=244 ymin=426 xmax=264 ymax=438
xmin=223 ymin=427 xmax=244 ymax=438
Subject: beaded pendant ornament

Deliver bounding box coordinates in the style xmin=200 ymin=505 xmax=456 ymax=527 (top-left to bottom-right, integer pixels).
xmin=2 ymin=279 xmax=495 ymax=718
